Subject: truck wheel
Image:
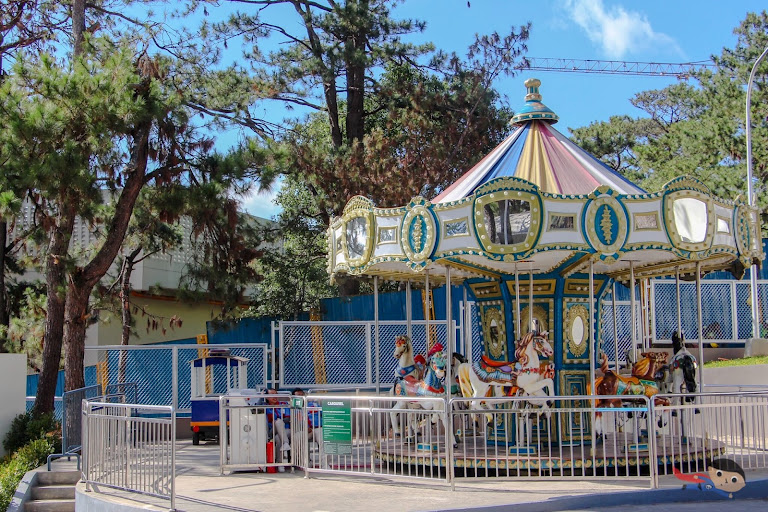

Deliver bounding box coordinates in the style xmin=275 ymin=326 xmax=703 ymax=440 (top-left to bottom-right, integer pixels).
xmin=192 ymin=431 xmax=201 ymax=445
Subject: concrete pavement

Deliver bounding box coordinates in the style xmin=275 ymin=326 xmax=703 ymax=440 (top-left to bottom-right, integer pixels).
xmin=71 ymin=441 xmax=768 ymax=512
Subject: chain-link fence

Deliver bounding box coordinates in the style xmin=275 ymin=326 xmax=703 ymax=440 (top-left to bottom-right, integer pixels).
xmin=599 ymin=301 xmax=641 ymax=365
xmin=84 ymin=344 xmax=269 ymax=413
xmin=279 ymin=320 xmax=459 ymax=390
xmin=651 ymin=280 xmax=768 ymax=343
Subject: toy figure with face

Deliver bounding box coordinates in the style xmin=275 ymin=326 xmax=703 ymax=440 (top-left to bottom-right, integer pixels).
xmin=673 ymin=457 xmax=747 ymax=498
xmin=707 ymin=458 xmax=746 ymax=497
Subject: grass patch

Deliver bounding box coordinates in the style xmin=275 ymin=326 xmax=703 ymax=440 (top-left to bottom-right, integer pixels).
xmin=704 ymin=355 xmax=768 ymax=368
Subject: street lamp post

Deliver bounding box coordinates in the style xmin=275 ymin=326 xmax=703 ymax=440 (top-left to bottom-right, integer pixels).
xmin=746 ymin=46 xmax=768 ymax=340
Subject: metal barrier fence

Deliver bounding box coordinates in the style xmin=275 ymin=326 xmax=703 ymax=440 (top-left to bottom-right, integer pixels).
xmin=81 ymin=401 xmax=175 ymax=509
xmin=655 ymin=391 xmax=768 ymax=478
xmin=215 ymin=390 xmax=768 ymax=490
xmin=277 ymin=320 xmax=459 ymax=390
xmin=84 ymin=343 xmax=269 ymax=413
xmin=449 ymin=395 xmax=656 ymax=486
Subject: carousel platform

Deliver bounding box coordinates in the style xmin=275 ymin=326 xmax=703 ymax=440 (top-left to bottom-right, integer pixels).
xmin=375 ymin=433 xmax=727 ymax=473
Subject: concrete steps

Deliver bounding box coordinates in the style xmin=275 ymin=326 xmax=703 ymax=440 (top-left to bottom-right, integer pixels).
xmin=23 ymin=471 xmax=80 ymax=512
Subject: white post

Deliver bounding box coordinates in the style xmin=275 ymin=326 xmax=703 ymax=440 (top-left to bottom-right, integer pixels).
xmin=676 ymin=266 xmax=682 ymax=337
xmin=374 ymin=276 xmax=380 ymax=394
xmin=406 ymin=280 xmax=412 ymax=341
xmin=425 ymin=270 xmax=431 ymax=350
xmin=462 ymin=286 xmax=468 ymax=357
xmin=612 ymin=282 xmax=619 ymax=370
xmin=630 ymin=261 xmax=637 ymax=362
xmin=696 ymin=262 xmax=705 ymax=392
xmin=444 ymin=267 xmax=454 ymax=489
xmin=515 ymin=263 xmax=521 ymax=340
xmin=589 ymin=260 xmax=596 ymax=392
xmin=746 ymin=46 xmax=768 ymax=340
xmin=172 ymin=347 xmax=178 ymax=413
xmin=528 ymin=264 xmax=534 ymax=332
xmin=445 ymin=267 xmax=453 ymax=404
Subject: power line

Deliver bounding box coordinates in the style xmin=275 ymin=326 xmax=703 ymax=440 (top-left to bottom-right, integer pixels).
xmin=524 ymin=57 xmax=716 ymax=78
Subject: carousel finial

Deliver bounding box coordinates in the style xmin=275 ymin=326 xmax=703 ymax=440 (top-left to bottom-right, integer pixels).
xmin=510 ymin=78 xmax=559 ymax=126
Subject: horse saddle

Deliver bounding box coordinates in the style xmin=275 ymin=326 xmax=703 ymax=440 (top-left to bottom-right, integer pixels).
xmin=479 ymin=354 xmax=516 ymax=373
xmin=473 ymin=355 xmax=518 ymax=384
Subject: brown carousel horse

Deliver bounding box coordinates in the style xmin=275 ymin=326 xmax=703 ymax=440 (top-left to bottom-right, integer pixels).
xmin=592 ymin=351 xmax=670 ymax=434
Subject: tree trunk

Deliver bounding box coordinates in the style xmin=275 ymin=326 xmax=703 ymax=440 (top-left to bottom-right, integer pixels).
xmin=62 ymin=121 xmax=150 ymax=391
xmin=63 ymin=280 xmax=89 ymax=391
xmin=33 ymin=209 xmax=76 ymax=415
xmin=0 ymin=220 xmax=7 ymax=352
xmin=72 ymin=0 xmax=86 ymax=56
xmin=345 ymin=16 xmax=367 ymax=143
xmin=119 ymin=250 xmax=140 ymax=383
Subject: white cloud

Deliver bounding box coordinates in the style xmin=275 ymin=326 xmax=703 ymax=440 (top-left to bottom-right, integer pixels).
xmin=563 ymin=0 xmax=683 ymax=59
xmin=241 ymin=182 xmax=283 ymax=221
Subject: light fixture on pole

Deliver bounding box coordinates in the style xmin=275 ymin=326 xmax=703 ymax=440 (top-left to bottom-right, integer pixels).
xmin=746 ymin=46 xmax=768 ymax=339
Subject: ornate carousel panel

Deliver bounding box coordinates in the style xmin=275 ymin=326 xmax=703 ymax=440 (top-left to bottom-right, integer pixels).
xmin=563 ymin=299 xmax=590 ymax=364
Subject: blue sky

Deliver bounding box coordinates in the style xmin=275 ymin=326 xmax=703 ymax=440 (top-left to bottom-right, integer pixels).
xmin=240 ymin=0 xmax=765 ymax=218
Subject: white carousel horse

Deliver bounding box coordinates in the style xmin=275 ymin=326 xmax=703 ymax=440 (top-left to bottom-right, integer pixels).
xmin=668 ymin=331 xmax=698 ymax=399
xmin=390 ymin=350 xmax=457 ymax=447
xmin=392 ymin=334 xmax=422 ymax=381
xmin=457 ymin=331 xmax=555 ymax=413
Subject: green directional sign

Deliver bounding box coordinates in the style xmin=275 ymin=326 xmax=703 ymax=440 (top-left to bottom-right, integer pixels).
xmin=321 ymin=398 xmax=352 ymax=455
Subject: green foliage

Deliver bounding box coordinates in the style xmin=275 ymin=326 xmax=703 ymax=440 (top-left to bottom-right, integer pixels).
xmin=0 ymin=437 xmax=56 ymax=511
xmin=252 ymin=176 xmax=337 ymax=319
xmin=1 ymin=287 xmax=49 ymax=372
xmin=2 ymin=412 xmax=60 ymax=457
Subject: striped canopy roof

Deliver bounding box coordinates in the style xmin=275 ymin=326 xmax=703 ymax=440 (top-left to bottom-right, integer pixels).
xmin=434 ymin=79 xmax=645 ymax=203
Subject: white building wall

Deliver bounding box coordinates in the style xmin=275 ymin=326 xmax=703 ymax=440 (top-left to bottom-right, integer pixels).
xmin=0 ymin=354 xmax=27 ymax=457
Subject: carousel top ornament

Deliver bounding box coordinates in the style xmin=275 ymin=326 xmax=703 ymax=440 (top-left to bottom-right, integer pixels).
xmin=328 ymin=78 xmax=763 ymax=284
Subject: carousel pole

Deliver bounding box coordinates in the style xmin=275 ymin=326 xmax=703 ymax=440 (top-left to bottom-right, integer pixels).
xmin=746 ymin=46 xmax=768 ymax=340
xmin=515 ymin=263 xmax=521 ymax=339
xmin=612 ymin=282 xmax=619 ymax=370
xmin=589 ymin=260 xmax=596 ymax=394
xmin=696 ymin=262 xmax=705 ymax=392
xmin=445 ymin=267 xmax=453 ymax=400
xmin=462 ymin=286 xmax=469 ymax=360
xmin=374 ymin=276 xmax=380 ymax=394
xmin=406 ymin=280 xmax=412 ymax=341
xmin=425 ymin=270 xmax=431 ymax=349
xmin=630 ymin=261 xmax=638 ymax=362
xmin=589 ymin=259 xmax=597 ymax=456
xmin=676 ymin=266 xmax=682 ymax=336
xmin=445 ymin=266 xmax=454 ymax=489
xmin=528 ymin=263 xmax=534 ymax=332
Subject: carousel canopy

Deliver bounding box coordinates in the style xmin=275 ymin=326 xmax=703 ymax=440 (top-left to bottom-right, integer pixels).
xmin=328 ymin=79 xmax=762 ymax=284
xmin=435 ymin=80 xmax=645 ymax=201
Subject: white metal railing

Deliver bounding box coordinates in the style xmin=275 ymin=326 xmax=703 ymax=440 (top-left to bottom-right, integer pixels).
xmin=82 ymin=401 xmax=176 ymax=509
xmin=215 ymin=390 xmax=768 ymax=489
xmin=80 ymin=389 xmax=768 ymax=504
xmin=654 ymin=391 xmax=768 ymax=477
xmin=450 ymin=395 xmax=655 ymax=487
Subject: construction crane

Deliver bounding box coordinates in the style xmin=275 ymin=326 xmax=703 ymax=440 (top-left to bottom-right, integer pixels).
xmin=524 ymin=57 xmax=717 ymax=78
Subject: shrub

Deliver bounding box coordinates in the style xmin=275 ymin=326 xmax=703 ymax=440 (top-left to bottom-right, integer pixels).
xmin=2 ymin=412 xmax=61 ymax=455
xmin=0 ymin=438 xmax=55 ymax=510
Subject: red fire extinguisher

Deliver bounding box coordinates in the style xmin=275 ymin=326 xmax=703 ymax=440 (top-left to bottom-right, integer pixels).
xmin=266 ymin=441 xmax=276 ymax=473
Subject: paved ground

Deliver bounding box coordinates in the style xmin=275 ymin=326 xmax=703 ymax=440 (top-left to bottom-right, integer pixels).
xmin=69 ymin=441 xmax=768 ymax=512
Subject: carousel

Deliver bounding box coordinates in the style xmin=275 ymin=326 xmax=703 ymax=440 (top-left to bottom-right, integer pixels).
xmin=327 ymin=78 xmax=763 ymax=472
